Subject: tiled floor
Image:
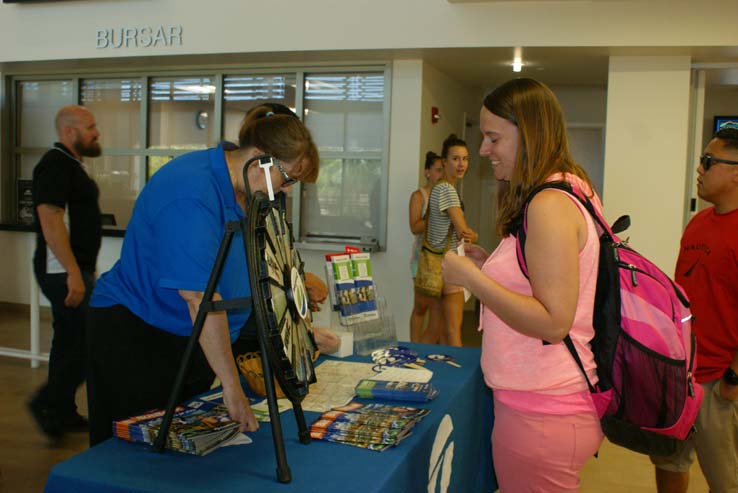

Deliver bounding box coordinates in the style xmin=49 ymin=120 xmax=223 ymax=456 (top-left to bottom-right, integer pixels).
xmin=0 ymin=303 xmax=709 ymax=492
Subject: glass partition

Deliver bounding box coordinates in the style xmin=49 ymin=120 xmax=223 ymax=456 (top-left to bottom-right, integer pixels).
xmin=301 ymin=72 xmax=385 ymax=245
xmin=223 ymin=74 xmax=296 ymax=144
xmin=17 ymin=80 xmax=74 ymax=148
xmin=81 ymin=78 xmax=143 ymax=149
xmin=149 ymin=76 xmax=216 ymax=150
xmin=85 ymin=155 xmax=142 ymax=229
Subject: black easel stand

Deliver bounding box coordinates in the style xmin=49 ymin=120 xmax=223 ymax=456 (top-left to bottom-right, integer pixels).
xmin=151 ymin=211 xmax=307 ymax=484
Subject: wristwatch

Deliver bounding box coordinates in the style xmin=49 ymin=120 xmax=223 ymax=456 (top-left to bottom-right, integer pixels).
xmin=722 ymin=367 xmax=738 ymax=386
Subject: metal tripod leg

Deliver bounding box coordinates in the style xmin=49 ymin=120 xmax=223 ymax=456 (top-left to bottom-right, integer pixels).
xmin=255 ymin=323 xmax=292 ymax=483
xmin=292 ymin=401 xmax=311 ymax=444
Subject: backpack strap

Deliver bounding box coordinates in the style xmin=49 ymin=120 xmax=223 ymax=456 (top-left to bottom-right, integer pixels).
xmin=424 ymin=181 xmax=453 ymax=252
xmin=513 ymin=181 xmax=616 ymax=279
xmin=563 ymin=336 xmax=597 ymax=393
xmin=512 ymin=181 xmax=608 ymax=388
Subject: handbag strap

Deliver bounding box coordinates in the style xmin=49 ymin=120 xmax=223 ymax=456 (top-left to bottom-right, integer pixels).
xmin=423 ymin=181 xmax=454 ymax=251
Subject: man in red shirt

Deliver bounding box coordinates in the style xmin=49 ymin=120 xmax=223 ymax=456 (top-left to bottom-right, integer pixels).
xmin=652 ymin=124 xmax=738 ymax=492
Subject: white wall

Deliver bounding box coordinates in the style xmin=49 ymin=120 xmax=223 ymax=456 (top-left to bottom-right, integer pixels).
xmin=3 ymin=1 xmax=738 ymax=63
xmin=603 ymin=56 xmax=692 ymax=273
xmin=555 ymin=86 xmax=608 ymax=125
xmin=555 ymin=86 xmax=608 ymax=194
xmin=0 ymin=232 xmax=34 ymax=305
xmin=419 ymin=62 xmax=479 ymax=178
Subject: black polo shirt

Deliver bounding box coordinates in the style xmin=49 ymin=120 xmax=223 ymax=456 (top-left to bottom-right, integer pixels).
xmin=33 ymin=143 xmax=102 ymax=274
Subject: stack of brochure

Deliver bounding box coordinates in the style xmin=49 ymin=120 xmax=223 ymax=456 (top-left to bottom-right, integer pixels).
xmin=309 ymin=402 xmax=430 ymax=451
xmin=113 ymin=399 xmax=241 ymax=456
xmin=355 ymin=379 xmax=439 ymax=402
xmin=325 ymin=248 xmax=380 ymax=326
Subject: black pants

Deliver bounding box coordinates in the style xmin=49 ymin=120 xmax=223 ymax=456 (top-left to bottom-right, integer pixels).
xmin=86 ymin=304 xmax=215 ymax=446
xmin=33 ymin=271 xmax=95 ymax=418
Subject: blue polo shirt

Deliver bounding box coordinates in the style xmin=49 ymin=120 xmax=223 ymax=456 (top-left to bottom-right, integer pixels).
xmin=91 ymin=145 xmax=251 ymax=341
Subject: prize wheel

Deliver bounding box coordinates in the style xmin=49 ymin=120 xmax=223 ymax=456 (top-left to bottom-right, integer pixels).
xmin=245 ymin=191 xmax=317 ymax=403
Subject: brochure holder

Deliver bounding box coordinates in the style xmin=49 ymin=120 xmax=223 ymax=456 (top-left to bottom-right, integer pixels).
xmin=324 ymin=249 xmax=396 ymax=355
xmin=153 ymin=159 xmax=316 ymax=484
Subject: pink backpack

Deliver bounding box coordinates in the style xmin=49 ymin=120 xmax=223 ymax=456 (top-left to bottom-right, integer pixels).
xmin=515 ymin=182 xmax=703 ymax=456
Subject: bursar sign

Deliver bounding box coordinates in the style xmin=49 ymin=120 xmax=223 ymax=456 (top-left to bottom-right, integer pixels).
xmin=96 ymin=26 xmax=183 ymax=49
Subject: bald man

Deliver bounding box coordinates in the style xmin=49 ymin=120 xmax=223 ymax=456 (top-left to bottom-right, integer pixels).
xmin=28 ymin=105 xmax=102 ymax=442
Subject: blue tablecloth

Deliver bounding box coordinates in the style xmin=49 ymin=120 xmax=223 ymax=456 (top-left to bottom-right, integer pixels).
xmin=45 ymin=343 xmax=496 ymax=493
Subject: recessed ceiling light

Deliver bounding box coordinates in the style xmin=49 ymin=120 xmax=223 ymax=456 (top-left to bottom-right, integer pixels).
xmin=513 ymin=47 xmax=523 ymax=73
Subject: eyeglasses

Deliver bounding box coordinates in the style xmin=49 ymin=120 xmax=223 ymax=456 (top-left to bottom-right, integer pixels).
xmin=274 ymin=159 xmax=298 ymax=187
xmin=699 ymin=154 xmax=738 ymax=171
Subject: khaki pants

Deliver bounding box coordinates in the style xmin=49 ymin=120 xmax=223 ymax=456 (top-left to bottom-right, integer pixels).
xmin=651 ymin=379 xmax=738 ymax=492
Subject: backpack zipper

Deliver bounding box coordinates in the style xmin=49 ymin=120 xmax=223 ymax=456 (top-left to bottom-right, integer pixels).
xmin=617 ymin=260 xmax=640 ymax=287
xmin=687 ymin=331 xmax=696 ymax=397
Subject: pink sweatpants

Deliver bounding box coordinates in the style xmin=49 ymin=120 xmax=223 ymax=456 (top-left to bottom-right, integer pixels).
xmin=492 ymin=399 xmax=604 ymax=493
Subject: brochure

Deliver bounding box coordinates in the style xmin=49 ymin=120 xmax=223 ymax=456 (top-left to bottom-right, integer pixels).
xmin=113 ymin=399 xmax=243 ymax=456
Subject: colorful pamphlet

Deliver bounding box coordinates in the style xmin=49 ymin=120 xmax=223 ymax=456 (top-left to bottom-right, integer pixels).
xmin=324 ymin=248 xmax=380 ymax=326
xmin=309 ymin=401 xmax=430 ymax=451
xmin=350 ymin=252 xmax=379 ymax=322
xmin=355 ymin=379 xmax=439 ymax=402
xmin=113 ymin=399 xmax=241 ymax=456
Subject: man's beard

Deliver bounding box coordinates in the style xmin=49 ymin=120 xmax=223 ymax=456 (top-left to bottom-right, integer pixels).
xmin=75 ymin=140 xmax=102 ymax=158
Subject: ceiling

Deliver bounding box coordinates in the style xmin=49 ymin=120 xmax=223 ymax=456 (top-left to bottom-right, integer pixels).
xmin=417 ymin=46 xmax=738 ymax=90
xmin=418 ymin=47 xmax=611 ymax=89
xmin=5 ymin=45 xmax=738 ymax=91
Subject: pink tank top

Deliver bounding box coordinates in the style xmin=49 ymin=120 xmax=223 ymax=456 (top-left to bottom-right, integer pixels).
xmin=480 ymin=174 xmax=601 ymax=415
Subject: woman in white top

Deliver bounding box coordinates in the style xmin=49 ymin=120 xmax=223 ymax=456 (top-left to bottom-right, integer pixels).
xmin=409 ymin=151 xmax=445 ymax=342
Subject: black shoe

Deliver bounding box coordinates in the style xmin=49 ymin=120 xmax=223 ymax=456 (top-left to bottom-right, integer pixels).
xmin=27 ymin=398 xmax=64 ymax=441
xmin=61 ymin=412 xmax=89 ymax=432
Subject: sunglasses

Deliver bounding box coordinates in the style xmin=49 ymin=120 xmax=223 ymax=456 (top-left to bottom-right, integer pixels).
xmin=274 ymin=159 xmax=298 ymax=187
xmin=700 ymin=154 xmax=738 ymax=171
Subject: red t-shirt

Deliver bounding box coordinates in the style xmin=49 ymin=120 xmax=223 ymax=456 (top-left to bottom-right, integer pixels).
xmin=675 ymin=206 xmax=738 ymax=383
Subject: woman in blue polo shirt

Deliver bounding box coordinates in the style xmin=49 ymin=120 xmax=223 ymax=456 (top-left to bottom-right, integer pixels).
xmin=86 ymin=104 xmax=319 ymax=446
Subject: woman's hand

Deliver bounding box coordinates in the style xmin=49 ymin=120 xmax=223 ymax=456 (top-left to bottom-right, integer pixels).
xmin=313 ymin=326 xmax=341 ymax=354
xmin=304 ymin=272 xmax=328 ymax=312
xmin=442 ymin=251 xmax=479 ymax=287
xmin=463 ymin=244 xmax=489 ymax=269
xmin=222 ymin=384 xmax=259 ymax=433
xmin=460 ymin=228 xmax=478 ymax=244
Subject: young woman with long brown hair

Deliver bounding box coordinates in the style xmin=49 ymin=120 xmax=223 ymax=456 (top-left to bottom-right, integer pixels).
xmin=443 ymin=78 xmax=603 ymax=491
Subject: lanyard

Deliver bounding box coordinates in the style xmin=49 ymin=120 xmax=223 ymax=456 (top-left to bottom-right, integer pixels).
xmin=53 ymin=146 xmax=89 ymax=174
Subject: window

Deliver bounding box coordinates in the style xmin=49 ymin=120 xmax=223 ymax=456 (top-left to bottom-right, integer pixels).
xmin=11 ymin=80 xmax=74 ymax=224
xmin=81 ymin=78 xmax=144 ymax=229
xmin=4 ymin=65 xmax=390 ymax=249
xmin=299 ymin=72 xmax=387 ymax=250
xmin=223 ymin=74 xmax=296 ymax=143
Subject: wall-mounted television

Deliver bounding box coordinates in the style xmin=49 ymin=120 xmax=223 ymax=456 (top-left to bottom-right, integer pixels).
xmin=714 ymin=115 xmax=738 ymax=132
